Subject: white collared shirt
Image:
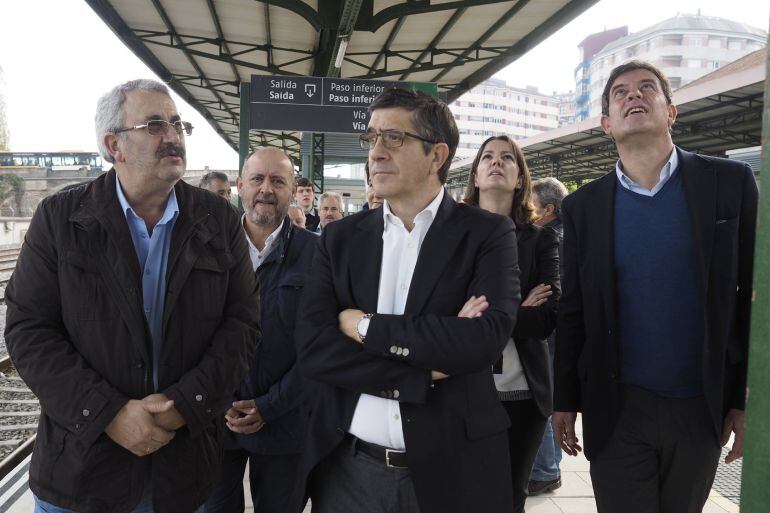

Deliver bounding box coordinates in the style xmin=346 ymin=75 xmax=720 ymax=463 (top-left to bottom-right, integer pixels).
xmin=242 ymin=215 xmax=283 ymax=272
xmin=615 ymin=148 xmax=679 ymax=197
xmin=348 ymin=188 xmax=445 ymax=450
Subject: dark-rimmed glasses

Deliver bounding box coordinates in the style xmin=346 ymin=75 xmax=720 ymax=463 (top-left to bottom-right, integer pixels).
xmin=114 ymin=120 xmax=194 ymax=137
xmin=359 ymin=129 xmax=437 ymax=150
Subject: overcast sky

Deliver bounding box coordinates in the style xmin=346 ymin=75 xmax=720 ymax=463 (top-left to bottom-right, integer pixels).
xmin=0 ymin=0 xmax=767 ymax=170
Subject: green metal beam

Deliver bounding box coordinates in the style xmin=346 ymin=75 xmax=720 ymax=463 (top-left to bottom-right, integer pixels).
xmin=399 ymin=8 xmax=463 ymax=81
xmin=326 ymin=0 xmax=364 ymax=77
xmin=366 ymin=0 xmax=511 ymax=32
xmin=431 ymin=0 xmax=532 ymax=84
xmin=148 ymin=0 xmax=240 ymax=134
xmin=446 ymin=0 xmax=598 ymax=101
xmin=85 ymin=0 xmax=247 ymax=156
xmin=252 ymin=0 xmax=322 ymax=31
xmin=238 ymin=82 xmax=250 ymax=210
xmin=349 ymin=52 xmax=499 ymax=80
xmin=742 ymin=38 xmax=769 ymax=513
xmin=311 ymin=0 xmax=341 ymax=76
xmin=265 ymin=1 xmax=275 ymax=69
xmin=366 ymin=12 xmax=406 ymax=75
xmin=205 ymin=0 xmax=242 ymax=83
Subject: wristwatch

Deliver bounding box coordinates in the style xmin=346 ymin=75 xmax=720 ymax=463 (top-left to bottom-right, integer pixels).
xmin=356 ymin=313 xmax=374 ymax=342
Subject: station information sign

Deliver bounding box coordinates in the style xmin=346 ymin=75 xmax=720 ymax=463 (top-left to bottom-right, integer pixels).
xmin=249 ymin=75 xmax=437 ymax=134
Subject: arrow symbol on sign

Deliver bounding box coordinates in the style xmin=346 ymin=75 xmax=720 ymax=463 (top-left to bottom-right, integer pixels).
xmin=305 ymin=84 xmax=316 ymax=97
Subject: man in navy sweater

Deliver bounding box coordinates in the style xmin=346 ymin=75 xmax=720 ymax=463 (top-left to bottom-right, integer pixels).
xmin=553 ymin=61 xmax=757 ymax=513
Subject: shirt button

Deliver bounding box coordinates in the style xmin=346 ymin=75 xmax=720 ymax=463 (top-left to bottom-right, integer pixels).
xmin=393 ymin=390 xmax=400 ymax=399
xmin=394 ymin=414 xmax=400 ymax=420
xmin=390 ymin=346 xmax=398 ymax=354
xmin=400 ymin=283 xmax=407 ymax=290
xmin=396 ymin=347 xmax=403 ymax=355
xmin=195 ymin=394 xmax=203 ymax=402
xmin=82 ymin=409 xmax=90 ymax=417
xmin=402 ymin=348 xmax=410 ymax=357
xmin=146 ymin=269 xmax=151 ymax=275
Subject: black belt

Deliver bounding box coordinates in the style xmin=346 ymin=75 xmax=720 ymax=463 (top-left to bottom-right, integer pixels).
xmin=345 ymin=434 xmax=408 ymax=469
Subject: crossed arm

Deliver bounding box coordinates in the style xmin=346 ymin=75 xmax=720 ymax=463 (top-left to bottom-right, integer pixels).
xmin=295 ymin=216 xmax=519 ymax=401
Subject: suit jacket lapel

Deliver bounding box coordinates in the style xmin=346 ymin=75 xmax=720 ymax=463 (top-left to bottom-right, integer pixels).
xmin=405 ymin=193 xmax=465 ymax=314
xmin=350 ymin=209 xmax=384 ymax=313
xmin=516 ymin=226 xmax=536 ymax=294
xmin=71 ymin=171 xmax=150 ymax=360
xmin=162 ymin=184 xmax=217 ymax=330
xmin=591 ymin=172 xmax=618 ymax=338
xmin=679 ymin=147 xmax=715 ymax=305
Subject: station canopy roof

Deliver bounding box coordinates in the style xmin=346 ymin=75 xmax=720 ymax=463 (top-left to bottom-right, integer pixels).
xmin=514 ymin=49 xmax=767 ymax=183
xmin=85 ymin=0 xmax=597 ymax=162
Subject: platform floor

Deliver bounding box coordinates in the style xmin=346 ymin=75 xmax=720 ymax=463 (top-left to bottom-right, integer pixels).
xmin=2 ymin=417 xmax=741 ymax=513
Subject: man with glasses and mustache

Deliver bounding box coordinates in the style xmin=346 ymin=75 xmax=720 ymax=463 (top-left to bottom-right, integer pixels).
xmin=5 ymin=79 xmax=260 ymax=513
xmin=206 ymin=148 xmax=317 ymax=513
xmin=294 ymin=88 xmax=520 ymax=513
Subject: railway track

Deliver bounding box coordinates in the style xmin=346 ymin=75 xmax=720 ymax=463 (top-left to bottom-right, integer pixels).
xmin=0 ymin=356 xmax=37 ymax=481
xmin=0 ymin=246 xmax=34 ymax=480
xmin=0 ymin=246 xmax=20 ymax=304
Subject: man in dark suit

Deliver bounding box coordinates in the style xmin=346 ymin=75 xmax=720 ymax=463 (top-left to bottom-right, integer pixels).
xmin=295 ymin=89 xmax=521 ymax=513
xmin=205 ymin=148 xmax=316 ymax=513
xmin=553 ymin=61 xmax=757 ymax=513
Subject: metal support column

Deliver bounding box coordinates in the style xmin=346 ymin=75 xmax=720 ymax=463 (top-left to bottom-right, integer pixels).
xmin=238 ymin=82 xmax=250 ymax=210
xmin=742 ymin=40 xmax=770 ymax=512
xmin=311 ymin=132 xmax=325 ymax=194
xmin=551 ymin=156 xmax=561 ymax=179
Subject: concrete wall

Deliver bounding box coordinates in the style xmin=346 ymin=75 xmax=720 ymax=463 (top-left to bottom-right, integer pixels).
xmin=0 ymin=217 xmax=31 ymax=246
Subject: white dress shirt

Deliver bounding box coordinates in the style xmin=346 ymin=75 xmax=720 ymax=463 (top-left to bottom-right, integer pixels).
xmin=615 ymin=147 xmax=679 ymax=197
xmin=348 ymin=188 xmax=445 ymax=450
xmin=242 ymin=215 xmax=283 ymax=272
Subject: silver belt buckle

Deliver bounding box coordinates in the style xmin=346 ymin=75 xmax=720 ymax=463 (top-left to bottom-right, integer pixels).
xmin=385 ymin=448 xmax=406 ymax=468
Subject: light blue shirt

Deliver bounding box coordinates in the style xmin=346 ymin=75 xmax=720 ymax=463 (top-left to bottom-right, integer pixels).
xmin=115 ymin=176 xmax=179 ymax=390
xmin=615 ymin=147 xmax=679 ymax=197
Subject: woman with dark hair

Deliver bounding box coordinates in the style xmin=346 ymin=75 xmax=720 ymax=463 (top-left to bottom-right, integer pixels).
xmin=464 ymin=135 xmax=560 ymax=512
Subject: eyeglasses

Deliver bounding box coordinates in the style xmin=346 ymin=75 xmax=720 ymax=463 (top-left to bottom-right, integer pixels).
xmin=358 ymin=129 xmax=437 ymax=150
xmin=114 ymin=119 xmax=194 ymax=137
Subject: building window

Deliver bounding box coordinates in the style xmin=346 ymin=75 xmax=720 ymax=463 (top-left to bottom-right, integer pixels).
xmin=728 ymin=40 xmax=743 ymax=50
xmin=687 ymin=59 xmax=701 ymax=68
xmin=708 ymin=38 xmax=722 ymax=49
xmin=661 ymin=56 xmax=681 ymax=67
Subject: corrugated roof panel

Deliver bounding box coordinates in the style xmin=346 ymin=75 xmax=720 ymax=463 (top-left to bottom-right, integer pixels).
xmin=86 ymin=0 xmax=597 ymax=160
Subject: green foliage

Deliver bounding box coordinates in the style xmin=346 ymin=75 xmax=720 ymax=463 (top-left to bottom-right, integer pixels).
xmin=0 ymin=174 xmax=24 ymax=212
xmin=562 ymin=180 xmax=585 ymax=193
